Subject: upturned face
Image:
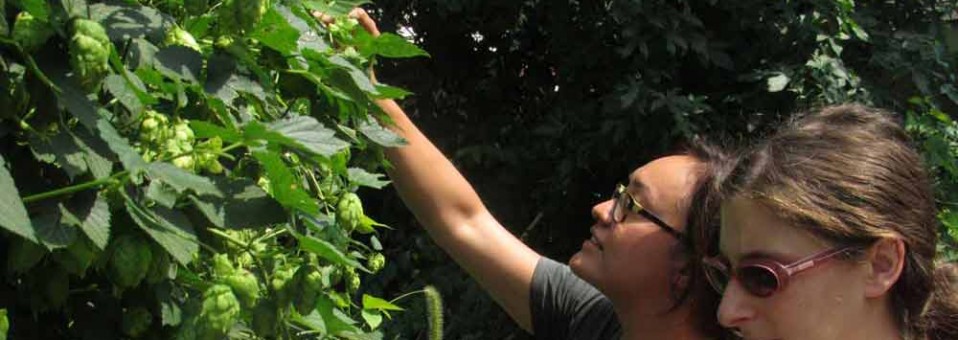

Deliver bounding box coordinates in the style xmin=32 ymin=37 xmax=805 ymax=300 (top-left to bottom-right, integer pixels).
xmin=569 ymin=155 xmax=700 ymax=304
xmin=715 ymin=197 xmax=873 ymax=340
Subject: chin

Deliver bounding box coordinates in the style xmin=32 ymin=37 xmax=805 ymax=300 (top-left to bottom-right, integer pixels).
xmin=568 ymin=252 xmax=600 ymax=287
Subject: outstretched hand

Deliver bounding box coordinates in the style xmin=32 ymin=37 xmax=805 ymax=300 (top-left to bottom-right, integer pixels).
xmin=312 ymin=8 xmax=381 ymax=37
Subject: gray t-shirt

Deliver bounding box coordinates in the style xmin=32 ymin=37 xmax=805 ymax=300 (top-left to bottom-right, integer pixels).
xmin=531 ymin=257 xmax=622 ymax=339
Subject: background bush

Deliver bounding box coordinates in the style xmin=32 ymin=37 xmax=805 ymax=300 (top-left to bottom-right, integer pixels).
xmin=361 ymin=1 xmax=958 ymax=338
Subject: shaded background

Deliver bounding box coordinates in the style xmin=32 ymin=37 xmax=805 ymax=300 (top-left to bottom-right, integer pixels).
xmin=355 ymin=1 xmax=958 ymax=338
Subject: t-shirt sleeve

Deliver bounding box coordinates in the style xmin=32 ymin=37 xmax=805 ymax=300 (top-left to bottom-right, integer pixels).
xmin=530 ymin=257 xmax=620 ymax=339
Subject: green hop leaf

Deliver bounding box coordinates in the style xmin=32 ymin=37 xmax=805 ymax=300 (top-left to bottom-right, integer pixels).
xmin=165 ymin=26 xmax=201 ymax=52
xmin=69 ymin=19 xmax=112 ymax=91
xmin=336 ymin=192 xmax=364 ymax=233
xmin=223 ymin=269 xmax=260 ymax=306
xmin=108 ymin=234 xmax=153 ymax=288
xmin=122 ymin=307 xmax=153 ymax=338
xmin=367 ymin=253 xmax=385 ymax=273
xmin=12 ymin=12 xmax=53 ymax=52
xmin=198 ymin=284 xmax=241 ymax=338
xmin=52 ymin=237 xmax=98 ymax=276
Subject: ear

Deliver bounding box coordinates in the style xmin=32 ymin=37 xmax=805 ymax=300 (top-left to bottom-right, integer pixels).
xmin=863 ymin=237 xmax=906 ymax=298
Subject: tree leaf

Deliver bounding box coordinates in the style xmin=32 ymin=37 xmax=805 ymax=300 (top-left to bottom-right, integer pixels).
xmin=252 ymin=151 xmax=318 ymax=214
xmin=367 ymin=33 xmax=429 ymax=58
xmin=766 ymin=73 xmax=790 ymax=92
xmin=97 ymin=118 xmax=148 ymax=174
xmin=296 ymin=234 xmax=361 ymax=268
xmin=154 ymin=46 xmax=204 ymax=84
xmin=147 ymin=162 xmax=222 ymax=197
xmin=146 ymin=180 xmax=179 ymax=208
xmin=104 ymin=74 xmax=144 ymax=115
xmin=358 ymin=120 xmax=407 ymax=147
xmin=347 ymin=168 xmax=390 ymax=189
xmin=0 ymin=155 xmax=36 ymax=243
xmin=205 ymin=54 xmax=266 ymax=105
xmin=244 ymin=116 xmax=349 ymax=157
xmin=19 ymin=0 xmax=50 ymax=22
xmin=251 ymin=7 xmax=300 ymax=55
xmin=125 ymin=196 xmax=198 ymax=265
xmin=190 ymin=121 xmax=242 ymax=142
xmin=303 ymin=0 xmax=371 ymax=17
xmin=60 ymin=194 xmax=111 ymax=250
xmin=189 ymin=177 xmax=286 ymax=229
xmin=361 ymin=309 xmax=383 ymax=330
xmin=327 ymin=55 xmax=378 ymax=95
xmin=34 ymin=204 xmax=77 ymax=250
xmin=373 ymin=84 xmax=412 ymax=99
xmin=362 ymin=294 xmax=404 ymax=311
xmin=90 ymin=3 xmax=173 ymax=42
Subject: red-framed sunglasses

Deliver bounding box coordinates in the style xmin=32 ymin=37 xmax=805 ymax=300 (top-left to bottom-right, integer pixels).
xmin=702 ymin=246 xmax=859 ymax=297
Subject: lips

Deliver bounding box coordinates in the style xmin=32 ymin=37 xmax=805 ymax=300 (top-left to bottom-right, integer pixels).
xmin=589 ymin=227 xmax=604 ymax=251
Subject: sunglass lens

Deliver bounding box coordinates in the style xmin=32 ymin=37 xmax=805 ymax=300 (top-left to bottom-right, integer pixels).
xmin=703 ymin=262 xmax=729 ymax=294
xmin=740 ymin=266 xmax=779 ymax=297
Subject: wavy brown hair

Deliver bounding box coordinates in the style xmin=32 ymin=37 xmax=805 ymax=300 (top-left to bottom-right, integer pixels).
xmin=715 ymin=104 xmax=957 ymax=339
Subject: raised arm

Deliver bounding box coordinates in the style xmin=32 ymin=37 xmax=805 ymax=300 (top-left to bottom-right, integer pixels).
xmin=335 ymin=9 xmax=541 ymax=332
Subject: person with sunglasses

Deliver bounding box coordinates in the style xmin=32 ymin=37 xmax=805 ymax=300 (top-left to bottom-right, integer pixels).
xmin=325 ymin=8 xmax=737 ymax=340
xmin=696 ymin=104 xmax=958 ymax=340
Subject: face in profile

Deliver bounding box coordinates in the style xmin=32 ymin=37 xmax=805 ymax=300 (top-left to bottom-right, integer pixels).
xmin=569 ymin=155 xmax=700 ymax=304
xmin=713 ymin=197 xmax=879 ymax=340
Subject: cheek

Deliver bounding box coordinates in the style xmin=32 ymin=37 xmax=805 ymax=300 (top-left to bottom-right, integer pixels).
xmin=767 ymin=265 xmax=864 ymax=337
xmin=604 ymin=230 xmax=674 ymax=287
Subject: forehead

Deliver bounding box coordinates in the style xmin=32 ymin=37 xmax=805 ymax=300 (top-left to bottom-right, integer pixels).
xmin=627 ymin=155 xmax=701 ymax=223
xmin=719 ymin=197 xmax=830 ymax=263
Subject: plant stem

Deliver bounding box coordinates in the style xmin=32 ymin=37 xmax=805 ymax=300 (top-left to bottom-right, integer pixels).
xmin=22 ymin=171 xmax=127 ymax=204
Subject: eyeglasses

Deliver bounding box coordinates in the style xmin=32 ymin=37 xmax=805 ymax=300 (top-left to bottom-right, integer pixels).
xmin=702 ymin=246 xmax=859 ymax=298
xmin=610 ymin=184 xmax=683 ymax=239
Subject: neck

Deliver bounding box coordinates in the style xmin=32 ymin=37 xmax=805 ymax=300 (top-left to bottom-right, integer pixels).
xmin=848 ymin=297 xmax=902 ymax=340
xmin=614 ymin=299 xmax=705 ymax=340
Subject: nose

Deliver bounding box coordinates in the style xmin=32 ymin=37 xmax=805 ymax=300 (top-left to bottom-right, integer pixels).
xmin=591 ymin=199 xmax=614 ymax=226
xmin=717 ymin=278 xmax=756 ymax=330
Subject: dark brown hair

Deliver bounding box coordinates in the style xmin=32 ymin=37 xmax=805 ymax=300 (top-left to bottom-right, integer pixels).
xmin=718 ymin=104 xmax=958 ymax=339
xmin=672 ymin=137 xmax=739 ymax=339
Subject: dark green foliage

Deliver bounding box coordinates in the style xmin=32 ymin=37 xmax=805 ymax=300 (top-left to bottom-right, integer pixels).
xmin=365 ymin=0 xmax=958 ymax=337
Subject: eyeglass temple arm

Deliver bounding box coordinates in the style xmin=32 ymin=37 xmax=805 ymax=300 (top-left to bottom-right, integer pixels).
xmin=783 ymin=247 xmax=855 ymax=276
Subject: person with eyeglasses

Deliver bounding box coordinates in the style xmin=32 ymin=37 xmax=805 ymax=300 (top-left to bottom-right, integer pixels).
xmin=695 ymin=104 xmax=958 ymax=340
xmin=325 ymin=8 xmax=738 ymax=340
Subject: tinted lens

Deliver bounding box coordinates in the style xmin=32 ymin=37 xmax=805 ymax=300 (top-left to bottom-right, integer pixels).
xmin=611 ymin=188 xmax=627 ymax=222
xmin=739 ymin=265 xmax=780 ymax=297
xmin=702 ymin=260 xmax=729 ymax=294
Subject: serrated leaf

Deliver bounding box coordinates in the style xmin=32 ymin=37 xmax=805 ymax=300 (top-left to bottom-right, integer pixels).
xmin=368 ymin=33 xmax=429 ymax=58
xmin=0 ymin=156 xmax=36 ymax=243
xmin=373 ymin=84 xmax=412 ymax=99
xmin=154 ymin=46 xmax=203 ymax=83
xmin=766 ymin=73 xmax=789 ymax=92
xmin=190 ymin=121 xmax=242 ymax=142
xmin=313 ymin=294 xmax=362 ymax=334
xmin=104 ymin=74 xmax=144 ymax=114
xmin=156 ymin=282 xmax=183 ymax=327
xmin=327 ymin=55 xmax=378 ymax=95
xmin=72 ymin=128 xmax=115 ymax=180
xmin=30 ymin=131 xmax=88 ymax=179
xmin=125 ymin=197 xmax=198 ymax=266
xmin=358 ymin=120 xmax=407 ymax=147
xmin=62 ymin=194 xmax=111 ymax=250
xmin=252 ymin=151 xmax=318 ymax=214
xmin=20 ymin=0 xmax=50 ymax=22
xmin=361 ymin=309 xmax=383 ymax=330
xmin=97 ymin=118 xmax=148 ymax=174
xmin=205 ymin=54 xmax=266 ymax=105
xmin=362 ymin=294 xmax=404 ymax=312
xmin=251 ymin=7 xmax=300 ymax=55
xmin=245 ymin=116 xmax=349 ymax=157
xmin=146 ymin=181 xmax=178 ymax=208
xmin=189 ymin=177 xmax=286 ymax=229
xmin=297 ymin=234 xmax=361 ymax=268
xmin=34 ymin=204 xmax=77 ymax=250
xmin=347 ymin=168 xmax=389 ymax=189
xmin=90 ymin=3 xmax=173 ymax=42
xmin=147 ymin=162 xmax=222 ymax=197
xmin=303 ymin=0 xmax=371 ymax=17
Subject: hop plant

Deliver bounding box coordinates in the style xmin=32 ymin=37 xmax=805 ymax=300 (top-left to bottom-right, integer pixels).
xmin=108 ymin=235 xmax=153 ymax=289
xmin=145 ymin=252 xmax=171 ymax=284
xmin=367 ymin=253 xmax=386 ymax=273
xmin=293 ymin=267 xmax=323 ymax=314
xmin=52 ymin=237 xmax=98 ymax=277
xmin=336 ymin=192 xmax=364 ymax=232
xmin=165 ymin=26 xmax=201 ymax=52
xmin=217 ymin=0 xmax=270 ymax=34
xmin=222 ymin=269 xmax=260 ymax=307
xmin=198 ymin=284 xmax=241 ymax=339
xmin=0 ymin=309 xmax=8 ymax=340
xmin=68 ymin=19 xmax=111 ymax=91
xmin=270 ymin=266 xmax=297 ymax=307
xmin=12 ymin=12 xmax=53 ymax=52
